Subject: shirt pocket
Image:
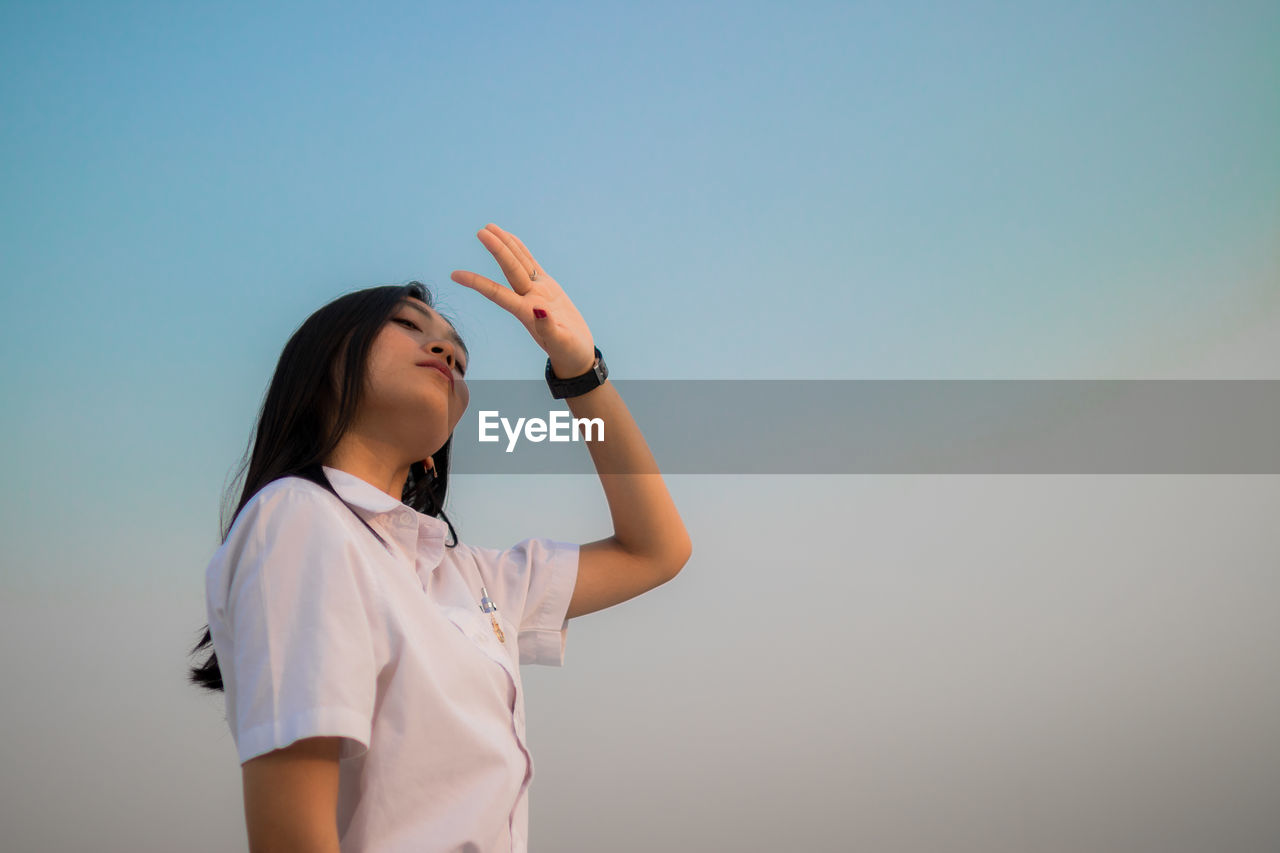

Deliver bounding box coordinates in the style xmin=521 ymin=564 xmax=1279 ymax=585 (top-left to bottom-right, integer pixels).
xmin=437 ymin=603 xmax=518 ymax=676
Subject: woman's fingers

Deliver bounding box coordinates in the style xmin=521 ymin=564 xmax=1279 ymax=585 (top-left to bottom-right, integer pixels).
xmin=497 ymin=227 xmax=542 ymax=279
xmin=452 ymin=223 xmax=554 ymax=323
xmin=477 ymin=225 xmax=535 ymax=294
xmin=449 ymin=269 xmax=523 ymax=315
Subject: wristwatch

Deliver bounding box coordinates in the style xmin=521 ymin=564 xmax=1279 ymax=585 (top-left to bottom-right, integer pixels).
xmin=545 ymin=347 xmax=608 ymax=399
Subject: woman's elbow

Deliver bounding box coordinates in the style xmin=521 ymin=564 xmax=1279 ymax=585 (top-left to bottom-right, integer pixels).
xmin=664 ymin=532 xmax=692 ymax=579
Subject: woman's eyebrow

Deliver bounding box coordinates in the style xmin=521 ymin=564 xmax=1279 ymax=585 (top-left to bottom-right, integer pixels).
xmin=401 ymin=301 xmax=469 ymax=360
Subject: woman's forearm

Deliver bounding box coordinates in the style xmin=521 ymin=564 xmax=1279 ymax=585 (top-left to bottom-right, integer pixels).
xmin=563 ymin=378 xmax=691 ymax=572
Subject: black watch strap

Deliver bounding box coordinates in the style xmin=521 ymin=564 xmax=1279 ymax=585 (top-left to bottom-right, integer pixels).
xmin=545 ymin=347 xmax=608 ymax=399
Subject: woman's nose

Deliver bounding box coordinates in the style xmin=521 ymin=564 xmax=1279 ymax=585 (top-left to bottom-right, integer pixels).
xmin=427 ymin=340 xmax=458 ymax=367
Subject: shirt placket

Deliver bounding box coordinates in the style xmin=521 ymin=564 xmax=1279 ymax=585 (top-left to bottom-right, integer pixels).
xmin=443 ymin=602 xmax=535 ymax=850
xmin=478 ymin=615 xmax=533 ymax=853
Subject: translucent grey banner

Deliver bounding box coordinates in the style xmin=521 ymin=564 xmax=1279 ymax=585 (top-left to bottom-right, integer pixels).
xmin=448 ymin=381 xmax=1280 ymax=474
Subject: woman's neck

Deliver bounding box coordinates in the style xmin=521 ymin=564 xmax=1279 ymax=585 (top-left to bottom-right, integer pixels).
xmin=324 ymin=436 xmax=414 ymax=499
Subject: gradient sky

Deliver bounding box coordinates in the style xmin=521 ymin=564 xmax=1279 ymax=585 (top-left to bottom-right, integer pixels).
xmin=2 ymin=2 xmax=1277 ymax=851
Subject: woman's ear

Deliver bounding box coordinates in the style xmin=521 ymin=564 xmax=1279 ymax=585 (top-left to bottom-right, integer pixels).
xmin=423 ymin=456 xmax=435 ymax=473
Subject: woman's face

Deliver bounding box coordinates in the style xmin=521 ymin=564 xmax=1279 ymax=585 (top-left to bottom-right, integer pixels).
xmin=358 ymin=297 xmax=470 ymax=457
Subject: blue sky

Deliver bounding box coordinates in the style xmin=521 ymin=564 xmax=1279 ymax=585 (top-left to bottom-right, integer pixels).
xmin=3 ymin=2 xmax=1276 ymax=519
xmin=2 ymin=2 xmax=1278 ymax=849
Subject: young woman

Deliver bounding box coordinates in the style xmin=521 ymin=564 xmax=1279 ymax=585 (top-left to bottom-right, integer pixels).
xmin=187 ymin=223 xmax=692 ymax=852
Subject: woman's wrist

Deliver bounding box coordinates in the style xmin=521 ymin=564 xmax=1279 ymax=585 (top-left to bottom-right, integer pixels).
xmin=546 ymin=347 xmax=608 ymax=399
xmin=548 ymin=352 xmax=598 ymax=380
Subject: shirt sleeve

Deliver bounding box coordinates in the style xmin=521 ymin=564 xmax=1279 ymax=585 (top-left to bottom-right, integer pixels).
xmin=220 ymin=485 xmax=381 ymax=764
xmin=464 ymin=537 xmax=580 ymax=667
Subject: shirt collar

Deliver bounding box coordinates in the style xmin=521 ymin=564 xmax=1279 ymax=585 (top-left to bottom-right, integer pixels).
xmin=321 ymin=465 xmax=450 ymax=541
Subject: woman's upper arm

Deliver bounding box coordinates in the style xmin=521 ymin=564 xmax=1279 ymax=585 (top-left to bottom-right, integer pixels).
xmin=241 ymin=736 xmax=343 ymax=853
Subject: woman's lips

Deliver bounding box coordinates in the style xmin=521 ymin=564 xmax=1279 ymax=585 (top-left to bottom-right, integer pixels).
xmin=417 ymin=362 xmax=454 ymax=387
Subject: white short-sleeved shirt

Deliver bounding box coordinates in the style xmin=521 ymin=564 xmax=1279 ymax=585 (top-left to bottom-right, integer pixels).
xmin=204 ymin=465 xmax=580 ymax=853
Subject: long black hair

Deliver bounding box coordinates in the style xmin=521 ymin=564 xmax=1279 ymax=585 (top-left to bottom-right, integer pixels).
xmin=187 ymin=281 xmax=466 ymax=693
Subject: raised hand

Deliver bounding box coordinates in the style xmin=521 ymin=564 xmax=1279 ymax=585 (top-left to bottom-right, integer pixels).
xmin=450 ymin=224 xmax=597 ymax=377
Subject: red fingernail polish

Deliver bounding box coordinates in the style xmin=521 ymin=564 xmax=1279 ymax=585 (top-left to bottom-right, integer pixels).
xmin=533 ymin=308 xmax=547 ymax=319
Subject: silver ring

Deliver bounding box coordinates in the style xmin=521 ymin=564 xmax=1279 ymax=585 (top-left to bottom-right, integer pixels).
xmin=529 ymin=270 xmax=539 ymax=281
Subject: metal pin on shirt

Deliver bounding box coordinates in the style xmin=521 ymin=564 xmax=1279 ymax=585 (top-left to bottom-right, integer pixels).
xmin=479 ymin=585 xmax=505 ymax=643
